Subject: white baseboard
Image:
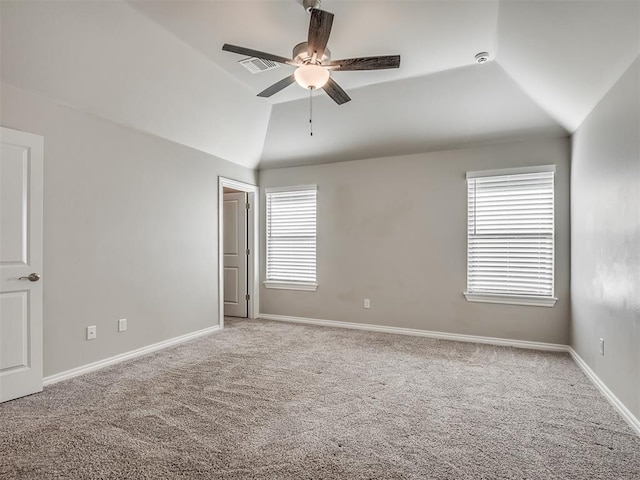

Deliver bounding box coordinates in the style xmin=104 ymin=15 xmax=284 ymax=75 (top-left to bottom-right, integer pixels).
xmin=258 ymin=313 xmax=568 ymax=351
xmin=568 ymin=347 xmax=640 ymax=436
xmin=259 ymin=313 xmax=640 ymax=437
xmin=43 ymin=325 xmax=220 ymax=386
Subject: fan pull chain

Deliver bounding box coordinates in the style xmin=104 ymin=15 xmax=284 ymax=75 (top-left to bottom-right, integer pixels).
xmin=309 ymin=87 xmax=313 ymax=136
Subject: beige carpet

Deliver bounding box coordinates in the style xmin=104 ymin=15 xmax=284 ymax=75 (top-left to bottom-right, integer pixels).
xmin=1 ymin=318 xmax=639 ymax=479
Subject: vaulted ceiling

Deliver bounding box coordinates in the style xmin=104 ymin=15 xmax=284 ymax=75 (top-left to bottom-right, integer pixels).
xmin=1 ymin=1 xmax=638 ymax=169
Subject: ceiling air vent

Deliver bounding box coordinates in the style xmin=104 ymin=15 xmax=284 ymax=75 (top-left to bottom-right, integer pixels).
xmin=239 ymin=57 xmax=281 ymax=74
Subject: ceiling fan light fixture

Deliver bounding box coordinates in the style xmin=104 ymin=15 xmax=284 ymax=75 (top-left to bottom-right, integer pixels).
xmin=294 ymin=64 xmax=330 ymax=89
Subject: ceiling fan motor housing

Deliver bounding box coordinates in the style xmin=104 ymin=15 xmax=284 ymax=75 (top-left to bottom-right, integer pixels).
xmin=293 ymin=42 xmax=331 ymax=65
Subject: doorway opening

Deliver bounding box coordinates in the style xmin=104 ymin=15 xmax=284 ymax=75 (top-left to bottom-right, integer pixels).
xmin=218 ymin=177 xmax=259 ymax=329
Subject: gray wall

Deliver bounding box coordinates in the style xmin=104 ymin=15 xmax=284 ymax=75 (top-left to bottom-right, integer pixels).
xmin=1 ymin=84 xmax=256 ymax=377
xmin=260 ymin=137 xmax=571 ymax=344
xmin=571 ymin=57 xmax=640 ymax=419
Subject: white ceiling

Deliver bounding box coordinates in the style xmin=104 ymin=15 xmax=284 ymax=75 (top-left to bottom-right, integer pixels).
xmin=262 ymin=62 xmax=565 ymax=167
xmin=1 ymin=1 xmax=639 ymax=170
xmin=497 ymin=1 xmax=640 ymax=132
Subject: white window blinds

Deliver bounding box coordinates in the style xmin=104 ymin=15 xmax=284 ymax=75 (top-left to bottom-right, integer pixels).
xmin=466 ymin=168 xmax=555 ymax=300
xmin=266 ymin=186 xmax=317 ymax=285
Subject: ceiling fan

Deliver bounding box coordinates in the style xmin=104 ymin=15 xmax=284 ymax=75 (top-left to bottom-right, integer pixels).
xmin=222 ymin=0 xmax=401 ymax=105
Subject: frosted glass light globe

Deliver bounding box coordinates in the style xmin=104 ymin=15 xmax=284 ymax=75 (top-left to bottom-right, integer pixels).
xmin=294 ymin=64 xmax=330 ymax=89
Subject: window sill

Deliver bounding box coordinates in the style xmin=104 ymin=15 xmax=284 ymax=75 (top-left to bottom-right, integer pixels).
xmin=264 ymin=281 xmax=318 ymax=292
xmin=463 ymin=292 xmax=557 ymax=307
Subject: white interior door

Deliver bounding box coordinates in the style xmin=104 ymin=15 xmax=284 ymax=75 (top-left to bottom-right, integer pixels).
xmin=223 ymin=192 xmax=248 ymax=318
xmin=0 ymin=127 xmax=44 ymax=403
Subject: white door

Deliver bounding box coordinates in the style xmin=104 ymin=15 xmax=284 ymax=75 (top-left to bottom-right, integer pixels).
xmin=223 ymin=192 xmax=248 ymax=317
xmin=0 ymin=127 xmax=44 ymax=403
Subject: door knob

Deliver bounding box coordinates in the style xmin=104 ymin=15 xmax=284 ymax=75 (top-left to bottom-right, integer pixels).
xmin=19 ymin=273 xmax=41 ymax=282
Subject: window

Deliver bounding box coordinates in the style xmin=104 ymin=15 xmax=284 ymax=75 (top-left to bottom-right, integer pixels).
xmin=264 ymin=185 xmax=317 ymax=291
xmin=464 ymin=165 xmax=557 ymax=307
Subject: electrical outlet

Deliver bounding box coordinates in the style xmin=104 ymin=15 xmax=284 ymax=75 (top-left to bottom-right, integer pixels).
xmin=364 ymin=299 xmax=371 ymax=309
xmin=86 ymin=325 xmax=97 ymax=340
xmin=599 ymin=338 xmax=605 ymax=356
xmin=118 ymin=318 xmax=127 ymax=332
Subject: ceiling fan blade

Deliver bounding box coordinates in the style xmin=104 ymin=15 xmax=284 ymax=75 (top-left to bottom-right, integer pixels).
xmin=257 ymin=75 xmax=297 ymax=98
xmin=322 ymin=77 xmax=351 ymax=105
xmin=326 ymin=55 xmax=401 ymax=71
xmin=307 ymin=9 xmax=334 ymax=59
xmin=222 ymin=43 xmax=294 ymax=66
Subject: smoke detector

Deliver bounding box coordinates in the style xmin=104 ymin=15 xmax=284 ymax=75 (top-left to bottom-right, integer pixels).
xmin=475 ymin=52 xmax=490 ymax=64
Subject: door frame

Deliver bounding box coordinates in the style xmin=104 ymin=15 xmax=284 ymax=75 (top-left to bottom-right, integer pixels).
xmin=218 ymin=177 xmax=259 ymax=329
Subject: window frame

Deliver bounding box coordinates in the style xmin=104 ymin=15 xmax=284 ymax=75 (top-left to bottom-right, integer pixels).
xmin=264 ymin=184 xmax=318 ymax=292
xmin=463 ymin=165 xmax=557 ymax=307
